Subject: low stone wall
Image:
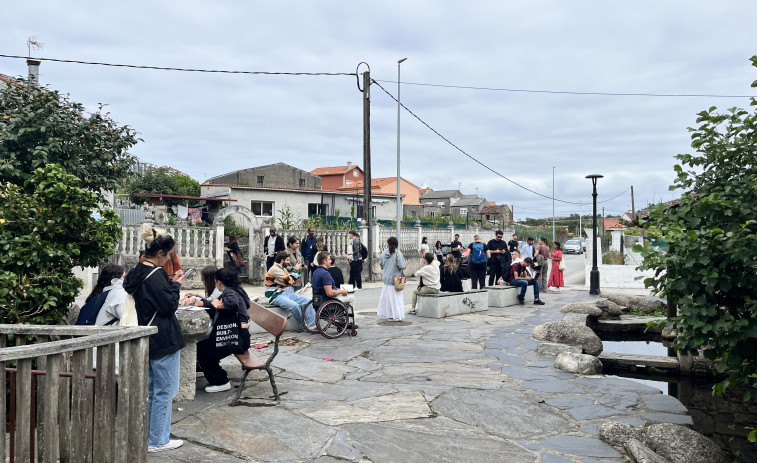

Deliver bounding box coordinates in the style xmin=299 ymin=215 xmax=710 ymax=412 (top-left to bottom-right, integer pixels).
xmin=488 ymin=285 xmax=535 ymax=307
xmin=416 ymin=290 xmax=488 ymax=318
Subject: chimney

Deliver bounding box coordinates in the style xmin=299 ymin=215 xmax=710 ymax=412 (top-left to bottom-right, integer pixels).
xmin=346 ymin=161 xmax=352 ymax=169
xmin=27 ymin=59 xmax=41 ymax=85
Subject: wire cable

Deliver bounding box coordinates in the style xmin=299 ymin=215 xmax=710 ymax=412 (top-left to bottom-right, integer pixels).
xmin=0 ymin=54 xmax=356 ymax=77
xmin=374 ymin=79 xmax=756 ymax=99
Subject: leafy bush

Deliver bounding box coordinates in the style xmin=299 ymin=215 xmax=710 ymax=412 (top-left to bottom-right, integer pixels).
xmin=224 ymin=216 xmax=248 ymax=237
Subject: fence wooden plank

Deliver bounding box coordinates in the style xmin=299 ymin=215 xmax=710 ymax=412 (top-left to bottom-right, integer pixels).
xmin=70 ymin=349 xmax=92 ymax=462
xmin=0 ymin=335 xmax=5 ymax=463
xmin=42 ymin=354 xmax=61 ymax=463
xmin=93 ymin=343 xmax=116 ymax=462
xmin=37 ymin=335 xmax=49 ymax=461
xmin=114 ymin=340 xmax=131 ymax=463
xmin=58 ymin=362 xmax=71 ymax=462
xmin=14 ymin=358 xmax=32 ymax=463
xmin=128 ymin=337 xmax=150 ymax=462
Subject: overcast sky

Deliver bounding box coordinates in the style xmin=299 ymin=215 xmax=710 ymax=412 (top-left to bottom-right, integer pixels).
xmin=2 ymin=1 xmax=756 ymax=222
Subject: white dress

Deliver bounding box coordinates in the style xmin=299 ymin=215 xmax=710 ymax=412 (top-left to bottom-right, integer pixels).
xmin=377 ymin=249 xmax=407 ymax=320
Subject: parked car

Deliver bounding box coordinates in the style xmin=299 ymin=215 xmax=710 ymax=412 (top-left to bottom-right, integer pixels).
xmin=564 ymin=239 xmax=583 ymax=254
xmin=578 ymin=237 xmax=586 ymax=252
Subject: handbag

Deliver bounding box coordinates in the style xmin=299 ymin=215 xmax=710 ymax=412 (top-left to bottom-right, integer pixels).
xmin=209 ymin=309 xmax=245 ymax=357
xmin=559 ymin=258 xmax=566 ymax=271
xmin=392 ymin=252 xmax=406 ymax=291
xmin=231 ymin=251 xmax=246 ymax=269
xmin=121 ymin=267 xmax=160 ymax=327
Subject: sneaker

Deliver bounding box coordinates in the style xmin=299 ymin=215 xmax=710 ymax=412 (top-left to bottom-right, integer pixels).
xmin=148 ymin=439 xmax=184 ymax=453
xmin=305 ymin=324 xmax=318 ymax=332
xmin=533 ymin=299 xmax=546 ymax=305
xmin=517 ymin=298 xmax=525 ymax=305
xmin=205 ymin=382 xmax=231 ymax=393
xmin=409 ymin=310 xmax=417 ymax=315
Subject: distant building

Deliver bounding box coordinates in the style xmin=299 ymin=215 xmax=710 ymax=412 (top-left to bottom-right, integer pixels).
xmin=206 ymin=163 xmax=321 ymax=190
xmin=337 ymin=176 xmax=422 ymax=205
xmin=310 ymin=162 xmax=364 ymax=191
xmin=419 ymin=190 xmax=464 ymax=215
xmin=481 ymin=204 xmax=513 ymax=225
xmin=450 ymin=197 xmax=488 ymax=219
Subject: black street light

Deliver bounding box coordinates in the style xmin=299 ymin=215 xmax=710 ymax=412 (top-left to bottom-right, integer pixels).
xmin=586 ymin=174 xmax=604 ymax=295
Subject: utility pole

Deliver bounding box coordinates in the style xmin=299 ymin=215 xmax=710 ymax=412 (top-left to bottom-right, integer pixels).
xmin=631 ymin=185 xmax=636 ymax=222
xmin=362 ymin=70 xmax=373 ymax=281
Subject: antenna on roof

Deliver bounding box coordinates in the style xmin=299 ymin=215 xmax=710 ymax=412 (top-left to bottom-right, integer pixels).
xmin=27 ymin=36 xmax=44 ymax=57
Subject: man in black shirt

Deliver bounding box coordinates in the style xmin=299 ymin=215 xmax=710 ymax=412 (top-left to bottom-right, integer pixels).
xmin=450 ymin=234 xmax=463 ymax=265
xmin=508 ymin=234 xmax=519 ymax=253
xmin=487 ymin=230 xmax=511 ymax=286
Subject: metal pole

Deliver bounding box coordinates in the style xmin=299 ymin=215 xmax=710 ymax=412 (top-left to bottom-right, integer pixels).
xmin=362 ymin=70 xmax=373 ymax=280
xmin=396 ymin=58 xmax=407 ymax=241
xmin=586 ymin=174 xmax=603 ymax=295
xmin=552 ymin=166 xmax=556 ymax=242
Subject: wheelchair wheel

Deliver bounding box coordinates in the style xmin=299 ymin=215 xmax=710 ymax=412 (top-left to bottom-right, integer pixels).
xmin=316 ymin=301 xmax=349 ymax=339
xmin=301 ymin=301 xmax=318 ymax=334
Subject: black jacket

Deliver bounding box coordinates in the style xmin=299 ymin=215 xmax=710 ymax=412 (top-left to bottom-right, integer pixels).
xmin=440 ymin=266 xmax=464 ymax=292
xmin=263 ymin=235 xmax=285 ymax=256
xmin=124 ymin=262 xmax=185 ymax=360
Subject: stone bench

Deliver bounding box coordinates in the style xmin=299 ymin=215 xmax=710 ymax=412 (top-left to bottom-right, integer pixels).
xmin=416 ymin=289 xmax=488 ymax=318
xmin=487 ymin=284 xmax=535 ymax=307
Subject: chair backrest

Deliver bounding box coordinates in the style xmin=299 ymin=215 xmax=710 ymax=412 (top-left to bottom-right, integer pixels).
xmin=328 ymin=266 xmax=344 ymax=288
xmin=247 ymin=301 xmax=287 ymax=337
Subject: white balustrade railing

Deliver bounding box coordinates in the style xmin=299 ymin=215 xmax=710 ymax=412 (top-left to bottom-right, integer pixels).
xmin=115 ymin=224 xmax=218 ymax=259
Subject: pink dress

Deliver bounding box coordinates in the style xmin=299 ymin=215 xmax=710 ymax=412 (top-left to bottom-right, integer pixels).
xmin=548 ymin=250 xmax=564 ymax=287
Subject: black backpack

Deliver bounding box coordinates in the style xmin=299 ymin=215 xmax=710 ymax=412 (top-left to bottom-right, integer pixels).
xmin=359 ymin=243 xmax=368 ymax=260
xmin=75 ymin=290 xmax=110 ymax=325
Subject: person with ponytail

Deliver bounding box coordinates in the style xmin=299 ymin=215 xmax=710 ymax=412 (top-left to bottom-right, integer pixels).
xmin=377 ymin=237 xmax=407 ymax=320
xmin=196 ymin=268 xmax=251 ymax=393
xmin=123 ymin=224 xmax=187 ymax=453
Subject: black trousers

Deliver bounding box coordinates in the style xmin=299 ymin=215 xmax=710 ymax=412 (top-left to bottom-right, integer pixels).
xmin=349 ymin=260 xmax=363 ymax=289
xmin=488 ymin=260 xmax=506 ymax=286
xmin=197 ymin=338 xmax=229 ymax=386
xmin=266 ymin=255 xmax=275 ymax=272
xmin=469 ymin=262 xmax=487 ymax=289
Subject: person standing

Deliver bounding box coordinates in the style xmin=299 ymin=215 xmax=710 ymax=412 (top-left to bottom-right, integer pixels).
xmin=418 ymin=236 xmax=430 ymax=262
xmin=123 ymin=225 xmax=187 ymax=453
xmin=434 ymin=240 xmax=444 ymax=264
xmin=467 ymin=235 xmax=488 ymax=289
xmin=548 ymin=241 xmax=565 ymax=291
xmin=284 ymin=236 xmax=305 ymax=291
xmin=508 ymin=234 xmax=520 ymax=253
xmin=410 ymin=252 xmax=441 ymax=315
xmin=263 ymin=227 xmax=285 ymax=271
xmin=486 ymin=230 xmax=511 ymax=287
xmin=520 ymin=237 xmax=535 ymax=259
xmin=377 ymin=237 xmax=407 ymax=320
xmin=348 ymin=230 xmax=363 ymax=289
xmin=302 ymin=228 xmax=318 ymax=285
xmin=450 ymin=233 xmax=463 ymax=266
xmin=535 ymin=237 xmax=551 ymax=295
xmin=225 ymin=234 xmax=243 ymax=275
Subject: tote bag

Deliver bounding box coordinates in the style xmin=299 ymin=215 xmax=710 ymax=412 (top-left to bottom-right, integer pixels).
xmin=209 ymin=310 xmax=246 ymax=357
xmin=392 ymin=252 xmax=406 ymax=291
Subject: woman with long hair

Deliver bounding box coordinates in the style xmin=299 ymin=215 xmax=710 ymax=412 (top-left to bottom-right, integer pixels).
xmin=181 ymin=265 xmax=221 ymax=305
xmin=377 ymin=237 xmax=407 ymax=320
xmin=225 ymin=234 xmax=243 ymax=275
xmin=310 ymin=236 xmax=328 ymax=273
xmin=196 ymin=268 xmax=251 ymax=393
xmin=419 ymin=236 xmax=430 ymax=261
xmin=434 ymin=240 xmax=444 ymax=264
xmin=123 ymin=225 xmax=187 ymax=453
xmin=76 ymin=264 xmax=126 ymax=325
xmin=440 ymin=254 xmax=464 ymax=292
xmin=548 ymin=241 xmax=565 ymax=292
xmin=285 ymin=236 xmax=305 ymax=290
xmin=92 ymin=264 xmax=127 ymax=326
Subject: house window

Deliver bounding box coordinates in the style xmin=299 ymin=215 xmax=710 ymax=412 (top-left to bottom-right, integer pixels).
xmin=251 ymin=201 xmax=273 ymax=216
xmin=346 ymin=180 xmax=353 ymax=185
xmin=430 ymin=211 xmax=436 ymax=218
xmin=411 ymin=210 xmax=416 ymax=217
xmin=299 ymin=178 xmax=306 ymax=187
xmin=437 ymin=202 xmax=444 ymax=207
xmin=308 ymin=203 xmax=329 ymax=215
xmin=353 ymin=169 xmax=359 ymax=177
xmin=459 ymin=208 xmax=468 ymax=215
xmin=256 ymin=175 xmax=264 ymax=185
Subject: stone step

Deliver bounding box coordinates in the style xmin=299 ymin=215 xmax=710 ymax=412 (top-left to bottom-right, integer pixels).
xmin=593 ymin=316 xmax=665 ymax=333
xmin=599 ymin=352 xmax=680 ymax=372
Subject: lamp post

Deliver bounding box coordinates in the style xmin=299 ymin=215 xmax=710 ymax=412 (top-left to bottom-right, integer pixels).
xmin=552 ymin=166 xmax=557 ymax=242
xmin=586 ymin=174 xmax=604 ymax=295
xmin=396 ymin=57 xmax=407 ymax=240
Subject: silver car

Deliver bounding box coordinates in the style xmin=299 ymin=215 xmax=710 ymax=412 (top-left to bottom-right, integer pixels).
xmin=564 ymin=239 xmax=583 ymax=254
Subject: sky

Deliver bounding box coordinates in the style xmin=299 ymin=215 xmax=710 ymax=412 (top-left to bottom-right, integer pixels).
xmin=2 ymin=1 xmax=756 ymax=222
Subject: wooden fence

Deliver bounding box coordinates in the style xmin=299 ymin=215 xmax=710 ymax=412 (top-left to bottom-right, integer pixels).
xmin=1 ymin=325 xmax=157 ymax=462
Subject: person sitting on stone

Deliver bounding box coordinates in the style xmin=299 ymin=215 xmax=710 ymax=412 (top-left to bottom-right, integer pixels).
xmin=410 ymin=252 xmax=440 ymax=315
xmin=508 ymin=257 xmax=546 ymax=306
xmin=265 ymin=251 xmax=316 ymax=331
xmin=497 ymin=250 xmax=522 ymax=285
xmin=311 ymin=251 xmax=355 ymax=307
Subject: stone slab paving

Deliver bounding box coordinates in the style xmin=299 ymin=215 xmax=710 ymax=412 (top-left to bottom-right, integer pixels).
xmin=151 ymin=286 xmax=692 ymax=462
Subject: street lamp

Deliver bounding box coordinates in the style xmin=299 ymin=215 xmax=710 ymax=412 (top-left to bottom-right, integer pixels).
xmin=396 ymin=58 xmax=407 ymax=240
xmin=552 ymin=166 xmax=557 ymax=242
xmin=586 ymin=174 xmax=604 ymax=295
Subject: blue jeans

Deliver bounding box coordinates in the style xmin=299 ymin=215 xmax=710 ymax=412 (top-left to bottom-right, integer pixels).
xmin=228 ymin=262 xmax=242 ymax=275
xmin=147 ymin=350 xmax=180 ymax=447
xmin=510 ymin=279 xmax=540 ymax=300
xmin=273 ymin=288 xmax=315 ymax=327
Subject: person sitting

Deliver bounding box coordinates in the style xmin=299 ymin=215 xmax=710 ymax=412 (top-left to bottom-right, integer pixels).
xmin=311 ymin=251 xmax=355 ymax=307
xmin=508 ymin=257 xmax=546 ymax=306
xmin=498 ymin=250 xmax=522 ymax=285
xmin=265 ymin=251 xmax=316 ymax=331
xmin=440 ymin=254 xmax=464 ymax=292
xmin=410 ymin=252 xmax=441 ymax=315
xmin=181 ymin=266 xmax=221 ymax=306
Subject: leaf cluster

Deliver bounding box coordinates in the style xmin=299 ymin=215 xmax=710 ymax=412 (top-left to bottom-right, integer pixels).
xmin=637 ymin=55 xmax=757 ymax=395
xmin=124 ymin=167 xmax=200 ymax=206
xmin=0 ymin=165 xmax=121 ymax=324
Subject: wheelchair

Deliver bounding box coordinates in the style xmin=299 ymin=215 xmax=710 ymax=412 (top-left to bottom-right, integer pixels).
xmin=302 ymin=293 xmax=358 ymax=339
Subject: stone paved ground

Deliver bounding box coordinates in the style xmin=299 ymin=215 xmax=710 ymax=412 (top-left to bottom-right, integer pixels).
xmin=149 ymin=283 xmax=691 ymax=463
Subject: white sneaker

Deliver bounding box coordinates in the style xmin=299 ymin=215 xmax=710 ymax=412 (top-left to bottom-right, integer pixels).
xmin=305 ymin=324 xmax=318 ymax=332
xmin=205 ymin=382 xmax=231 ymax=393
xmin=148 ymin=439 xmax=184 ymax=453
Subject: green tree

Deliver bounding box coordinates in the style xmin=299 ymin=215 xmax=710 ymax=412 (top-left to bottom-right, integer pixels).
xmin=637 ymin=56 xmax=757 ymax=399
xmin=0 ymin=165 xmax=121 ymax=324
xmin=0 ymin=81 xmax=138 ymax=192
xmin=125 ymin=167 xmax=200 ymax=206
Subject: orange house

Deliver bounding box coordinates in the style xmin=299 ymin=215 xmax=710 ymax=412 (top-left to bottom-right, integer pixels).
xmin=310 ymin=162 xmax=364 ymax=191
xmin=337 ymin=177 xmax=422 ymax=205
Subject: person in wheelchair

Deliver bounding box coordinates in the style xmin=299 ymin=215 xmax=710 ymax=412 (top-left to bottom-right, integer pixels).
xmin=265 ymin=251 xmax=317 ymax=331
xmin=311 ymin=251 xmax=355 ymax=307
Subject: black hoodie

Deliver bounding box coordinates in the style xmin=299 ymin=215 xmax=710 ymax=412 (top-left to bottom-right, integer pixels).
xmin=124 ymin=262 xmax=186 ymax=360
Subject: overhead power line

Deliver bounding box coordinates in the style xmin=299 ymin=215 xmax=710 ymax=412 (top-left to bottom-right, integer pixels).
xmin=375 ymin=79 xmax=756 ymax=99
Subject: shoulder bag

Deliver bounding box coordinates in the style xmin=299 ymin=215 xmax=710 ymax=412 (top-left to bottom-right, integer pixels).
xmin=558 ymin=253 xmax=566 ymax=271
xmin=209 ymin=309 xmax=246 ymax=357
xmin=393 ymin=252 xmax=406 ymax=291
xmin=121 ymin=267 xmax=161 ymax=327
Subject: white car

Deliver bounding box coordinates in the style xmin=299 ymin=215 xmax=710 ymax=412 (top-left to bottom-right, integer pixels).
xmin=564 ymin=239 xmax=583 ymax=254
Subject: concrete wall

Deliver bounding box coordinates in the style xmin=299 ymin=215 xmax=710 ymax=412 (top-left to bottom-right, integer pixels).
xmin=584 ymin=235 xmax=655 ymax=289
xmin=207 ymin=163 xmax=321 ymax=190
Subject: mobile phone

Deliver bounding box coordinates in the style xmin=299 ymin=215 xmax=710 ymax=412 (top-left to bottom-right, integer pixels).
xmin=182 ymin=268 xmax=195 ymax=279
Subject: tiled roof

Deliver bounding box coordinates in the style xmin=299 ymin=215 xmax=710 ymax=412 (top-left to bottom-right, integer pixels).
xmin=451 ymin=198 xmax=486 ymax=207
xmin=419 ymin=189 xmax=462 ymax=199
xmin=202 ymin=183 xmax=397 ymax=197
xmin=310 ymin=165 xmax=362 ymax=176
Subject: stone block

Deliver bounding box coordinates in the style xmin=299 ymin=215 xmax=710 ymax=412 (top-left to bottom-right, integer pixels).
xmin=536 ymin=342 xmax=582 ymax=357
xmin=488 ymin=285 xmax=534 ymax=307
xmin=416 ymin=290 xmax=488 ymax=318
xmin=554 ymin=352 xmax=603 ymax=375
